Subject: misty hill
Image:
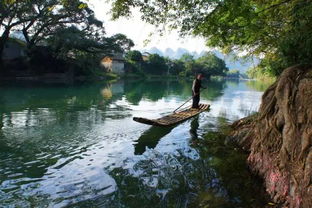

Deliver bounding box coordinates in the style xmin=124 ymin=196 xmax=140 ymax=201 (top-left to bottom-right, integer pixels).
xmin=145 ymin=47 xmax=203 ymax=59
xmin=142 ymin=47 xmax=258 ymax=72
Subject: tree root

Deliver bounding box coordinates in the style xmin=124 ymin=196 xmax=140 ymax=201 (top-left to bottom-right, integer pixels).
xmin=230 ymin=65 xmax=312 ymax=208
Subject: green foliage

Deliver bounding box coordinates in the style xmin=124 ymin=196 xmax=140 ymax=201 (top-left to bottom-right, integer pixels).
xmin=227 ymin=69 xmax=239 ymax=75
xmin=42 ymin=26 xmax=134 ymax=75
xmin=144 ymin=54 xmax=168 ymax=75
xmin=124 ymin=50 xmax=144 ymax=74
xmin=123 ymin=51 xmax=229 ymax=78
xmin=125 ymin=50 xmax=143 ymax=62
xmin=1 ymin=0 xmax=104 ymax=50
xmin=226 ymin=70 xmax=240 ymax=78
xmin=179 ymin=53 xmax=194 ymax=63
xmin=246 ymin=80 xmax=275 ymax=91
xmin=109 ymin=34 xmax=134 ymax=52
xmin=0 ymin=0 xmax=135 ymax=76
xmin=226 ymin=70 xmax=249 ymax=79
xmin=177 ymin=52 xmax=228 ymax=78
xmin=246 ymin=66 xmax=276 ymax=81
xmin=110 ymin=0 xmax=312 ymax=77
xmin=47 ymin=27 xmax=115 ymax=59
xmin=196 ymin=52 xmax=228 ymax=77
xmin=166 ymin=59 xmax=185 ymax=75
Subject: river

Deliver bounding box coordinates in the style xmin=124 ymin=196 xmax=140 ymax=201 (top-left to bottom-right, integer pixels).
xmin=0 ymin=79 xmax=271 ymax=208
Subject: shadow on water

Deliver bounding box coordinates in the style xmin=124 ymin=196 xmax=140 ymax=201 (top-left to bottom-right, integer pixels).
xmin=134 ymin=125 xmax=176 ymax=155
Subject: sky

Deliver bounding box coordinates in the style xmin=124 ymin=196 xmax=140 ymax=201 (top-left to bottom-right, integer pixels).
xmin=87 ymin=0 xmax=210 ymax=53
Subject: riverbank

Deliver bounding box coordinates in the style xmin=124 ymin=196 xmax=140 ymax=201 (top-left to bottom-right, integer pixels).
xmin=228 ymin=65 xmax=312 ymax=208
xmin=0 ymin=72 xmax=192 ymax=83
xmin=0 ymin=72 xmax=119 ymax=83
xmin=0 ymin=72 xmax=255 ymax=83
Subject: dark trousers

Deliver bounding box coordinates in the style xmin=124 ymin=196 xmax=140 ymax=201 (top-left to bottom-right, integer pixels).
xmin=192 ymin=93 xmax=200 ymax=108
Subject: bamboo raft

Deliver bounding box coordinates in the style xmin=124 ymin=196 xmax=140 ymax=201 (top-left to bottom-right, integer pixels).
xmin=133 ymin=104 xmax=210 ymax=126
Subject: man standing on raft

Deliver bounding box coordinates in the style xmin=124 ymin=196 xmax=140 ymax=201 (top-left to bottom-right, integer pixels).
xmin=192 ymin=73 xmax=204 ymax=109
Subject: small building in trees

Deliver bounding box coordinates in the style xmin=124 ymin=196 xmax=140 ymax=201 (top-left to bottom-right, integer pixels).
xmin=101 ymin=53 xmax=125 ymax=75
xmin=2 ymin=38 xmax=26 ymax=61
xmin=142 ymin=52 xmax=151 ymax=61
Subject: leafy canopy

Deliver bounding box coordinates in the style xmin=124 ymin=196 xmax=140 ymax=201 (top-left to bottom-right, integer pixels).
xmin=125 ymin=50 xmax=143 ymax=62
xmin=110 ymin=0 xmax=312 ymax=75
xmin=0 ymin=0 xmax=135 ymax=74
xmin=145 ymin=53 xmax=168 ymax=75
xmin=1 ymin=0 xmax=103 ymax=46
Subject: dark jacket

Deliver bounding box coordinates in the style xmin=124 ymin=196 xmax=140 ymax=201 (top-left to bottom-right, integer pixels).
xmin=192 ymin=78 xmax=201 ymax=94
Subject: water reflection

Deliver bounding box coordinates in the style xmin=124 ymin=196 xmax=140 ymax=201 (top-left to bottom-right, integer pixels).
xmin=246 ymin=80 xmax=274 ymax=92
xmin=123 ymin=79 xmax=226 ymax=105
xmin=190 ymin=116 xmax=200 ymax=140
xmin=134 ymin=126 xmax=175 ymax=155
xmin=0 ymin=79 xmax=268 ymax=207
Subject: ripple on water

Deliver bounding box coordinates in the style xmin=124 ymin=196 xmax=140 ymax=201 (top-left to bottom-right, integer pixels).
xmin=0 ymin=80 xmax=267 ymax=207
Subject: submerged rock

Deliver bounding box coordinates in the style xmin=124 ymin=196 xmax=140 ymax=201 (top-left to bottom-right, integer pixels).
xmin=230 ymin=65 xmax=312 ymax=208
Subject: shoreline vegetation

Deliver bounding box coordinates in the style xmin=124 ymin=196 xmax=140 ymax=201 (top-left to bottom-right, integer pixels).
xmin=0 ymin=0 xmax=251 ymax=85
xmin=0 ymin=72 xmax=257 ymax=83
xmin=0 ymin=0 xmax=241 ymax=84
xmin=1 ymin=48 xmax=232 ymax=82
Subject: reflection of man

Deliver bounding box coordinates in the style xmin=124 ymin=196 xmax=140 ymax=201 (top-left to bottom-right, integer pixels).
xmin=190 ymin=116 xmax=199 ymax=140
xmin=192 ymin=73 xmax=204 ymax=108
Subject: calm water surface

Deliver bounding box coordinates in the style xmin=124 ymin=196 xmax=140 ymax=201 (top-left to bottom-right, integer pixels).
xmin=0 ymin=79 xmax=271 ymax=207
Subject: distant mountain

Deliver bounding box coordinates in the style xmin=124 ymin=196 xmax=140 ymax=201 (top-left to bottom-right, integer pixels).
xmin=142 ymin=47 xmax=258 ymax=73
xmin=211 ymin=50 xmax=259 ymax=73
xmin=164 ymin=48 xmax=175 ymax=57
xmin=224 ymin=57 xmax=258 ymax=73
xmin=148 ymin=47 xmax=164 ymax=56
xmin=143 ymin=47 xmax=188 ymax=59
xmin=174 ymin=48 xmax=189 ymax=58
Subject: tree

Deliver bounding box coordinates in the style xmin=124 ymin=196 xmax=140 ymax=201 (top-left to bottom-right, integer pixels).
xmin=145 ymin=54 xmax=168 ymax=75
xmin=179 ymin=53 xmax=194 ymax=63
xmin=110 ymin=0 xmax=312 ymax=76
xmin=0 ymin=0 xmax=31 ymax=59
xmin=166 ymin=58 xmax=185 ymax=75
xmin=177 ymin=52 xmax=228 ymax=78
xmin=0 ymin=0 xmax=136 ymax=76
xmin=109 ymin=34 xmax=134 ymax=52
xmin=47 ymin=26 xmax=121 ymax=59
xmin=0 ymin=0 xmax=104 ymax=63
xmin=20 ymin=0 xmax=104 ymax=50
xmin=125 ymin=50 xmax=143 ymax=62
xmin=125 ymin=50 xmax=143 ymax=73
xmin=226 ymin=70 xmax=240 ymax=79
xmin=196 ymin=52 xmax=228 ymax=78
xmin=179 ymin=53 xmax=196 ymax=76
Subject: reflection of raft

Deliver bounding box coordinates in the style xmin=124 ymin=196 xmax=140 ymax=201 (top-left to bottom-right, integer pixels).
xmin=133 ymin=104 xmax=210 ymax=126
xmin=134 ymin=126 xmax=174 ymax=155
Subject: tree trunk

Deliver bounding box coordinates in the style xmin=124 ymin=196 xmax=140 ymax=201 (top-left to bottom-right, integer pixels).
xmin=0 ymin=28 xmax=11 ymax=72
xmin=230 ymin=65 xmax=312 ymax=208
